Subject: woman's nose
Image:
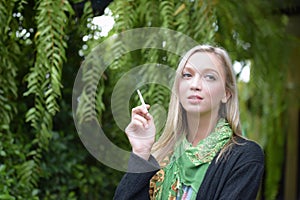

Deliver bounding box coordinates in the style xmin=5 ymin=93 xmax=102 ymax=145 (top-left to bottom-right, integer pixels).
xmin=190 ymin=75 xmax=202 ymax=91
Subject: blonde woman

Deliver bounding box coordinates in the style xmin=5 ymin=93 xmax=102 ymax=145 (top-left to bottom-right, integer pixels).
xmin=114 ymin=45 xmax=264 ymax=200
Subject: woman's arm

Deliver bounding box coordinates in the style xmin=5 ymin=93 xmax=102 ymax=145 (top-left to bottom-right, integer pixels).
xmin=218 ymin=160 xmax=264 ymax=200
xmin=219 ymin=140 xmax=264 ymax=200
xmin=114 ymin=103 xmax=158 ymax=199
xmin=114 ymin=153 xmax=160 ymax=200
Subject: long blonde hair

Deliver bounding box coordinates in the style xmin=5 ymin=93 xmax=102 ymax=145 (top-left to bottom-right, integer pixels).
xmin=152 ymin=45 xmax=242 ymax=164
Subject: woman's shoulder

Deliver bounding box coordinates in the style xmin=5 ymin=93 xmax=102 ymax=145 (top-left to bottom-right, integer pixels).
xmin=233 ymin=136 xmax=263 ymax=149
xmin=229 ymin=136 xmax=264 ymax=163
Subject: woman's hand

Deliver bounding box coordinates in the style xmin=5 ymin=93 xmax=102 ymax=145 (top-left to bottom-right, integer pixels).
xmin=125 ymin=104 xmax=156 ymax=160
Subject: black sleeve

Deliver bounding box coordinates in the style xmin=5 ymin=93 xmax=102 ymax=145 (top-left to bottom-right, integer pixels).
xmin=219 ymin=160 xmax=264 ymax=200
xmin=113 ymin=153 xmax=160 ymax=200
xmin=218 ymin=141 xmax=264 ymax=200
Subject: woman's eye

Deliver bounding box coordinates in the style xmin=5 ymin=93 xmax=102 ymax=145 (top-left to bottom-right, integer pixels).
xmin=182 ymin=73 xmax=192 ymax=78
xmin=204 ymin=74 xmax=216 ymax=81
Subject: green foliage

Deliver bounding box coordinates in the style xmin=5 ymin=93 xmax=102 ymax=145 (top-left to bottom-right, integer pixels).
xmin=0 ymin=0 xmax=32 ymax=198
xmin=0 ymin=0 xmax=19 ymax=131
xmin=0 ymin=0 xmax=295 ymax=199
xmin=25 ymin=0 xmax=73 ymax=133
xmin=21 ymin=0 xmax=74 ymax=194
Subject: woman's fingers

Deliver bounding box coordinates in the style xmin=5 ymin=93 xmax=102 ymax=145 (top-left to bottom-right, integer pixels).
xmin=126 ymin=104 xmax=154 ymax=133
xmin=132 ymin=114 xmax=149 ymax=128
xmin=131 ymin=104 xmax=151 ymax=124
xmin=131 ymin=104 xmax=150 ymax=115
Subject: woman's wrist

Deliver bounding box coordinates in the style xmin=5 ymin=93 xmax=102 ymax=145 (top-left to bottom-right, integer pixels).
xmin=132 ymin=149 xmax=151 ymax=160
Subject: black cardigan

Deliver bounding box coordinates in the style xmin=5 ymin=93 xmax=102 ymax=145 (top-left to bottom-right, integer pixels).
xmin=114 ymin=137 xmax=264 ymax=200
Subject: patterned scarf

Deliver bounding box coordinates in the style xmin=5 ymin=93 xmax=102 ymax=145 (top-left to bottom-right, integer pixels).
xmin=150 ymin=118 xmax=233 ymax=200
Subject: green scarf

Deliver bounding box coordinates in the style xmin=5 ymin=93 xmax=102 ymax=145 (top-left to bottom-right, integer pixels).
xmin=152 ymin=118 xmax=232 ymax=200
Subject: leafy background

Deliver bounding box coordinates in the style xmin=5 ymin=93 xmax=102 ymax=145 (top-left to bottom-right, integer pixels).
xmin=0 ymin=0 xmax=299 ymax=199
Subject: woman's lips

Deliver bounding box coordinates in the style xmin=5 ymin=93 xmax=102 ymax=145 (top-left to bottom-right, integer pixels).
xmin=187 ymin=95 xmax=203 ymax=103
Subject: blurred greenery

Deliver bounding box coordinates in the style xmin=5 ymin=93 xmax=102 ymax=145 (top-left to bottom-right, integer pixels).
xmin=0 ymin=0 xmax=298 ymax=199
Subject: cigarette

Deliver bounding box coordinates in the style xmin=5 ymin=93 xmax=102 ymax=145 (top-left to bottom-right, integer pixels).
xmin=137 ymin=89 xmax=147 ymax=111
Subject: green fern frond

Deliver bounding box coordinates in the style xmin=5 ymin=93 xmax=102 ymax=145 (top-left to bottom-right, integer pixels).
xmin=112 ymin=0 xmax=136 ymax=31
xmin=16 ymin=0 xmax=28 ymax=12
xmin=159 ymin=0 xmax=175 ymax=28
xmin=137 ymin=0 xmax=159 ymax=26
xmin=76 ymin=53 xmax=106 ymax=125
xmin=0 ymin=1 xmax=19 ymax=131
xmin=21 ymin=0 xmax=74 ymax=192
xmin=25 ymin=0 xmax=73 ymax=129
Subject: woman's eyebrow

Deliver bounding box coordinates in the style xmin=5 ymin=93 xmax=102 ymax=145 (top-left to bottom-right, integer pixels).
xmin=184 ymin=64 xmax=220 ymax=75
xmin=182 ymin=65 xmax=194 ymax=72
xmin=202 ymin=68 xmax=220 ymax=75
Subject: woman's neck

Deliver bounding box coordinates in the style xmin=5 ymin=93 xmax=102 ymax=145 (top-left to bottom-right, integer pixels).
xmin=186 ymin=112 xmax=219 ymax=146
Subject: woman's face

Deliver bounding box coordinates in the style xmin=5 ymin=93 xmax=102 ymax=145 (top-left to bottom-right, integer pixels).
xmin=178 ymin=52 xmax=229 ymax=117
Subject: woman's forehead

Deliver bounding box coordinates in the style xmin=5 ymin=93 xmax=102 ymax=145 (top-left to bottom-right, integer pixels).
xmin=184 ymin=51 xmax=222 ymax=71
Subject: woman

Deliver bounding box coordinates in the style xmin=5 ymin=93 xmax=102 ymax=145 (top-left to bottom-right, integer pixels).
xmin=114 ymin=45 xmax=264 ymax=200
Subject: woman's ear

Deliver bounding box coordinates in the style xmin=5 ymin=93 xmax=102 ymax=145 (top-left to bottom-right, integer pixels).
xmin=221 ymin=90 xmax=231 ymax=103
